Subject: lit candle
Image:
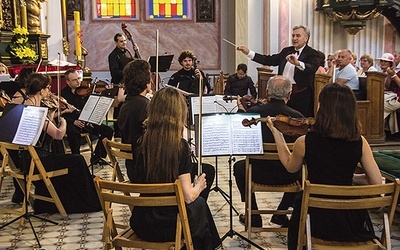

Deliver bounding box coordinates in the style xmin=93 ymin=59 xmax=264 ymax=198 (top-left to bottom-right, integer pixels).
xmin=21 ymin=4 xmax=28 ymax=29
xmin=74 ymin=11 xmax=82 ymax=61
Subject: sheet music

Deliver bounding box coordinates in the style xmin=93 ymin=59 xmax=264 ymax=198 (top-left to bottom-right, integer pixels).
xmin=78 ymin=95 xmax=114 ymax=125
xmin=190 ymin=95 xmax=238 ymax=124
xmin=201 ymin=113 xmax=263 ymax=156
xmin=13 ymin=106 xmax=48 ymax=146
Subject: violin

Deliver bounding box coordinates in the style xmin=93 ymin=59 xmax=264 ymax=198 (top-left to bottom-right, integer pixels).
xmin=75 ymin=80 xmax=119 ymax=97
xmin=242 ymin=115 xmax=316 ymax=136
xmin=0 ymin=89 xmax=13 ymax=108
xmin=223 ymin=95 xmax=268 ymax=110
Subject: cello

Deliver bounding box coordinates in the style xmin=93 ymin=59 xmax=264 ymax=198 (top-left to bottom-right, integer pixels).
xmin=121 ymin=23 xmax=160 ymax=92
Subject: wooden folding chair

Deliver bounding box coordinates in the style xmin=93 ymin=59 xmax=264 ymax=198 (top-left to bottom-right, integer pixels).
xmin=94 ymin=177 xmax=194 ymax=250
xmin=0 ymin=142 xmax=69 ymax=224
xmin=245 ymin=143 xmax=304 ymax=237
xmin=297 ymin=179 xmax=400 ymax=250
xmin=102 ymin=138 xmax=132 ymax=183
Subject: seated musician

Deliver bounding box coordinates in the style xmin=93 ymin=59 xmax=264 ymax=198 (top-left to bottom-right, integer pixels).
xmin=119 ymin=59 xmax=215 ymax=201
xmin=234 ymin=75 xmax=303 ymax=228
xmin=224 ymin=63 xmax=257 ymax=98
xmin=266 ymin=83 xmax=382 ymax=249
xmin=15 ymin=73 xmax=101 ymax=214
xmin=61 ymin=69 xmax=113 ymax=164
xmin=129 ymin=87 xmax=221 ymax=249
xmin=167 ymin=50 xmax=211 ymax=94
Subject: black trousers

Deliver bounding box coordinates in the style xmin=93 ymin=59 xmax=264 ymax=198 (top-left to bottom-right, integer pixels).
xmin=66 ymin=123 xmax=113 ymax=159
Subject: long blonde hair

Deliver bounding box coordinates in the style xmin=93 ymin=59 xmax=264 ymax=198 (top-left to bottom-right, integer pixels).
xmin=140 ymin=87 xmax=188 ymax=182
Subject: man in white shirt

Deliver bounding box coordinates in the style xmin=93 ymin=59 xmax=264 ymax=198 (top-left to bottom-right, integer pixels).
xmin=334 ymin=49 xmax=359 ymax=90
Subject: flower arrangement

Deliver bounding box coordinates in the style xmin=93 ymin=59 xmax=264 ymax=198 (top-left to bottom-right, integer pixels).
xmin=10 ymin=26 xmax=38 ymax=64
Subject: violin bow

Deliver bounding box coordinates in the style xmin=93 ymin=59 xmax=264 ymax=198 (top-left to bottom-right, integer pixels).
xmin=57 ymin=52 xmax=61 ymax=122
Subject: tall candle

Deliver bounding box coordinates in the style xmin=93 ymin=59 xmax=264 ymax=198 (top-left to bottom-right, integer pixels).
xmin=21 ymin=4 xmax=27 ymax=29
xmin=74 ymin=11 xmax=82 ymax=60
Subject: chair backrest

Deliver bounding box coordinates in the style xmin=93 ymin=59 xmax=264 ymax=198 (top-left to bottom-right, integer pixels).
xmin=102 ymin=138 xmax=132 ymax=182
xmin=297 ymin=179 xmax=400 ymax=250
xmin=94 ymin=177 xmax=193 ymax=250
xmin=0 ymin=141 xmax=68 ymax=218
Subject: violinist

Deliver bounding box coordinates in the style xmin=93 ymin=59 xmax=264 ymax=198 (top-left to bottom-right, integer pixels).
xmin=61 ymin=69 xmax=113 ymax=164
xmin=233 ymin=75 xmax=303 ymax=228
xmin=224 ymin=63 xmax=257 ymax=98
xmin=167 ymin=50 xmax=211 ymax=94
xmin=15 ymin=73 xmax=101 ymax=214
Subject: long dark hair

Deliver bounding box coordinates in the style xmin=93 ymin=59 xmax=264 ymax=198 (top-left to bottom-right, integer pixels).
xmin=140 ymin=87 xmax=187 ymax=183
xmin=314 ymin=83 xmax=361 ymax=141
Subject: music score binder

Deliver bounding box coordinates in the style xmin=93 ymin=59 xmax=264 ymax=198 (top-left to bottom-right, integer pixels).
xmin=0 ymin=104 xmax=48 ymax=146
xmin=197 ymin=113 xmax=263 ymax=157
xmin=189 ymin=95 xmax=238 ymax=125
xmin=78 ymin=94 xmax=114 ymax=125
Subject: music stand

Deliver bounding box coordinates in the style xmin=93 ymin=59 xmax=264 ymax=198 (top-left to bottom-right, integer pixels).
xmin=0 ymin=104 xmax=58 ymax=248
xmin=198 ymin=113 xmax=264 ymax=249
xmin=148 ymin=54 xmax=174 ymax=72
xmin=78 ymin=94 xmax=114 ymax=174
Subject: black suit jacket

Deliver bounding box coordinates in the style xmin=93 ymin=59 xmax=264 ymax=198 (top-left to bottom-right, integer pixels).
xmin=252 ymin=45 xmax=319 ymax=90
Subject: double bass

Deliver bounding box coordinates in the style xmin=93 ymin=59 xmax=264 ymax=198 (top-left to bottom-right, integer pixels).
xmin=121 ymin=23 xmax=160 ymax=92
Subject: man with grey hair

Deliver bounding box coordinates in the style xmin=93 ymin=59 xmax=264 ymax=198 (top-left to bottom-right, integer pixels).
xmin=234 ymin=75 xmax=303 ymax=228
xmin=237 ymin=25 xmax=319 ymax=117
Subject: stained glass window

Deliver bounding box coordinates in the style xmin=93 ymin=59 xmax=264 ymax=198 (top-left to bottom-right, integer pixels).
xmin=94 ymin=0 xmax=139 ymax=19
xmin=146 ymin=0 xmax=192 ymax=20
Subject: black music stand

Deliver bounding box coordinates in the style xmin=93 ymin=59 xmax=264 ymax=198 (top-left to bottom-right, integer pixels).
xmin=0 ymin=104 xmax=58 ymax=248
xmin=148 ymin=54 xmax=174 ymax=72
xmin=198 ymin=113 xmax=264 ymax=249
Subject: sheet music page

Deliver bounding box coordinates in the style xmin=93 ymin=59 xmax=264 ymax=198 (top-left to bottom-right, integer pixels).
xmin=13 ymin=106 xmax=48 ymax=146
xmin=87 ymin=96 xmax=113 ymax=125
xmin=202 ymin=114 xmax=232 ymax=156
xmin=190 ymin=95 xmax=238 ymax=123
xmin=201 ymin=113 xmax=263 ymax=156
xmin=78 ymin=95 xmax=113 ymax=125
xmin=231 ymin=113 xmax=263 ymax=155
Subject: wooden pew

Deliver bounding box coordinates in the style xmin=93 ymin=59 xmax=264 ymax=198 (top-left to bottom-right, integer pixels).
xmin=257 ymin=67 xmax=275 ymax=99
xmin=314 ymin=71 xmax=386 ymax=144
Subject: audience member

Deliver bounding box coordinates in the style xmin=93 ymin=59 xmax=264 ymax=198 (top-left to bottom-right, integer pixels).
xmin=357 ymin=54 xmax=377 ymax=77
xmin=332 ymin=49 xmax=359 ymax=90
xmin=234 ymin=75 xmax=302 ymax=228
xmin=0 ymin=63 xmax=9 ymax=74
xmin=237 ymin=25 xmax=319 ymax=117
xmin=224 ymin=63 xmax=257 ymax=98
xmin=129 ymin=87 xmax=221 ymax=249
xmin=266 ymin=83 xmax=382 ymax=250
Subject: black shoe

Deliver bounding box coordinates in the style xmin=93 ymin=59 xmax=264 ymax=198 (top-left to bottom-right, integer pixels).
xmin=270 ymin=214 xmax=290 ymax=228
xmin=11 ymin=192 xmax=23 ymax=204
xmin=238 ymin=213 xmax=262 ymax=227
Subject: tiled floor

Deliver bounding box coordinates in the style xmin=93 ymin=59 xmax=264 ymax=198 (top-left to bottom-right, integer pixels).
xmin=1 ymin=146 xmax=400 ymax=249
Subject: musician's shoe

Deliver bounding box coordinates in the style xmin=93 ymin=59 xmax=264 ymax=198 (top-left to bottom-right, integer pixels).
xmin=270 ymin=214 xmax=289 ymax=228
xmin=238 ymin=213 xmax=262 ymax=227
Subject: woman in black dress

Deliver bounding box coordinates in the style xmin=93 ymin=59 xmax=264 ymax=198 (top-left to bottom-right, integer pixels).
xmin=130 ymin=87 xmax=221 ymax=249
xmin=22 ymin=73 xmax=101 ymax=214
xmin=266 ymin=83 xmax=382 ymax=249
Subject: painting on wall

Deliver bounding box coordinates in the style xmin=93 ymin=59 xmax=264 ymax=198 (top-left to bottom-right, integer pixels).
xmin=196 ymin=0 xmax=215 ymax=22
xmin=67 ymin=0 xmax=84 ymax=20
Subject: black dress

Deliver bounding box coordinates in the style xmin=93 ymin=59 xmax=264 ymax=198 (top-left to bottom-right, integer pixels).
xmin=20 ymin=130 xmax=102 ymax=214
xmin=130 ymin=139 xmax=221 ymax=249
xmin=287 ymin=131 xmax=376 ymax=249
